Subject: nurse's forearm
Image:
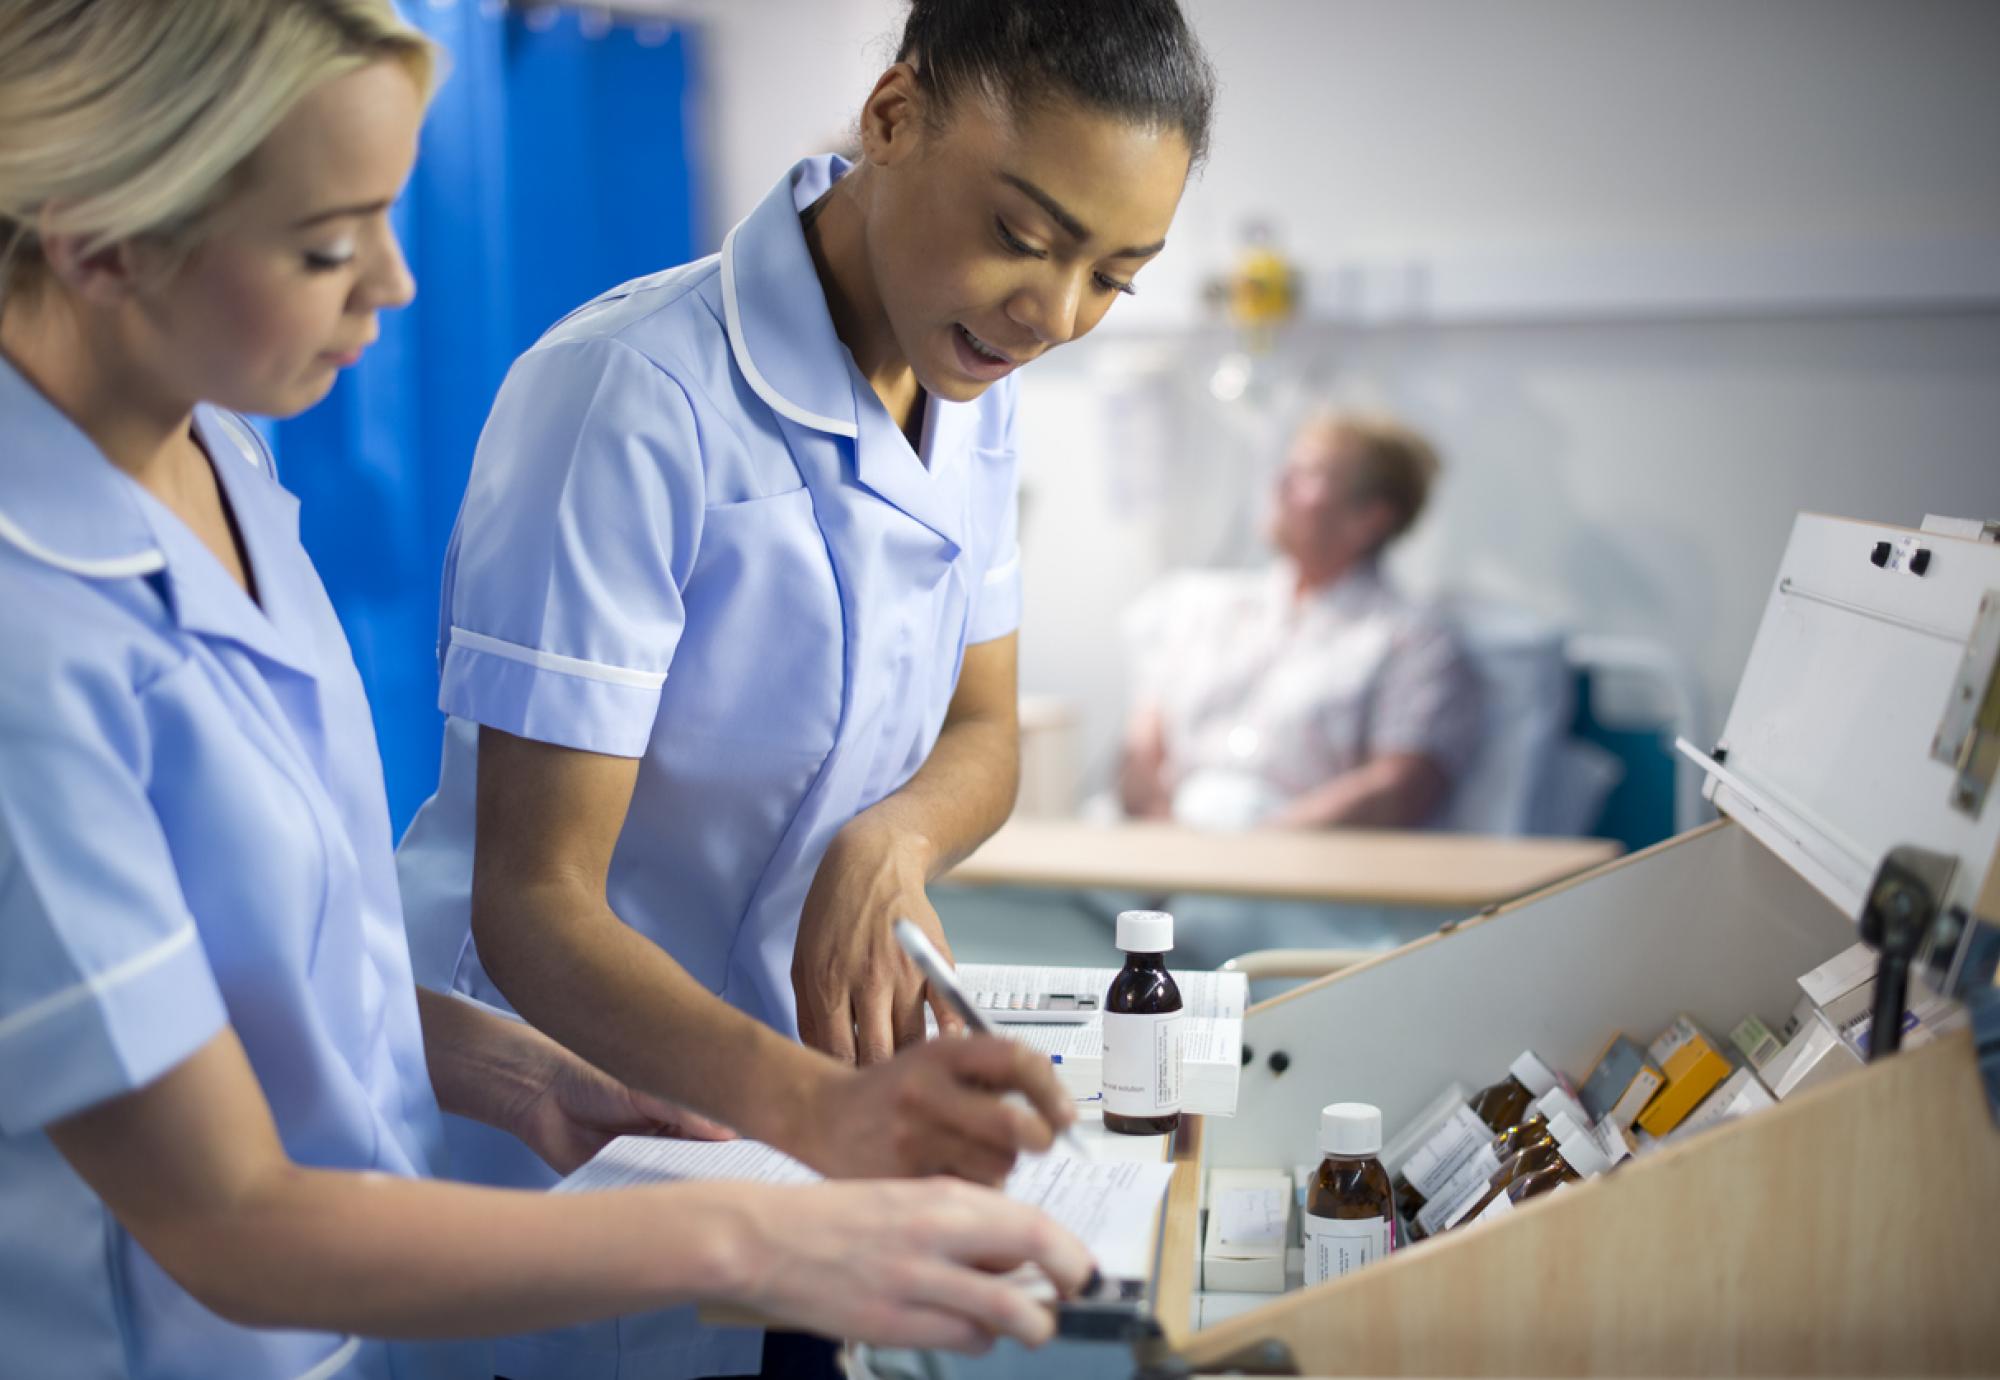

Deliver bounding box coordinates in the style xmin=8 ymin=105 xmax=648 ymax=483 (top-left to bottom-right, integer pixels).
xmin=194 ymin=1163 xmax=756 ymax=1336
xmin=49 ymin=1029 xmax=740 ymax=1337
xmin=49 ymin=1030 xmax=1083 ymax=1348
xmin=468 ymin=727 xmax=834 ymax=1150
xmin=414 ymin=983 xmax=544 ymax=1131
xmin=475 ymin=871 xmax=829 ymax=1149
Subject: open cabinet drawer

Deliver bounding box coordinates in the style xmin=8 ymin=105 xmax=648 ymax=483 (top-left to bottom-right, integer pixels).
xmin=1146 ymin=513 xmax=2000 ymax=1376
xmin=1161 ymin=818 xmax=2000 ymax=1375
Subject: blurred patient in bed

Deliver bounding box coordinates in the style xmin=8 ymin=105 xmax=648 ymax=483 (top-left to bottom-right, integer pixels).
xmin=1119 ymin=410 xmax=1481 ymax=831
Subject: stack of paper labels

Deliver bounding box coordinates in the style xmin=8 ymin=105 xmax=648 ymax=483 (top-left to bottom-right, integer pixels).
xmin=950 ymin=963 xmax=1247 ymax=1117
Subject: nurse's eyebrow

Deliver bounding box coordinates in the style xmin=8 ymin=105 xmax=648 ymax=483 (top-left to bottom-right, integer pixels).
xmin=999 ymin=173 xmax=1167 ymax=260
xmin=289 ymin=198 xmax=393 ymax=229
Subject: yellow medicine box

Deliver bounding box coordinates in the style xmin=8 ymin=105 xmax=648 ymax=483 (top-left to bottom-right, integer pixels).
xmin=1636 ymin=1018 xmax=1733 ymax=1136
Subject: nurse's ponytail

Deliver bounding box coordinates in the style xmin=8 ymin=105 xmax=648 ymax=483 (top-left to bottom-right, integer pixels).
xmin=0 ymin=0 xmax=438 ymax=311
xmin=895 ymin=0 xmax=1216 ymax=168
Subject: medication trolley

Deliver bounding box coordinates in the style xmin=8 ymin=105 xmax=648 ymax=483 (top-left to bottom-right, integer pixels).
xmin=923 ymin=512 xmax=2000 ymax=1377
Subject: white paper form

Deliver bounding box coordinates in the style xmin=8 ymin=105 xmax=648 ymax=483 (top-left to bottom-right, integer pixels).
xmin=1002 ymin=1153 xmax=1176 ymax=1280
xmin=553 ymin=1137 xmax=817 ymax=1194
xmin=556 ymin=1136 xmax=1175 ymax=1281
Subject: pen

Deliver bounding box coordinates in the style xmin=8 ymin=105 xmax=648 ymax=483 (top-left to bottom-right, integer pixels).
xmin=893 ymin=918 xmax=1093 ymax=1160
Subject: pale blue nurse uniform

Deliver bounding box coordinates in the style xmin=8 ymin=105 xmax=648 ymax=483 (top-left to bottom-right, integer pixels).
xmin=395 ymin=154 xmax=1024 ymax=1379
xmin=0 ymin=357 xmax=484 ymax=1380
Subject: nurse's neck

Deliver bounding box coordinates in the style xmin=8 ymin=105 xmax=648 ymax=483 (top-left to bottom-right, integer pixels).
xmin=800 ymin=176 xmax=925 ymax=445
xmin=0 ymin=298 xmax=205 ymax=491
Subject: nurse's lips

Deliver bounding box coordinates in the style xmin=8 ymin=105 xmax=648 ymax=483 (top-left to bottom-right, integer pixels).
xmin=951 ymin=323 xmax=1027 ymax=382
xmin=321 ymin=338 xmax=374 ymax=368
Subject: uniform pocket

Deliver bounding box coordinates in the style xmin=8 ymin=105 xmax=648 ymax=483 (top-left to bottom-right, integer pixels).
xmin=663 ymin=487 xmax=842 ymax=752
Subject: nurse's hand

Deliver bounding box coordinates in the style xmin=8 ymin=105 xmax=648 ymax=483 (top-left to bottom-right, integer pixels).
xmin=510 ymin=1038 xmax=736 ymax=1176
xmin=724 ymin=1178 xmax=1093 ymax=1352
xmin=419 ymin=986 xmax=735 ymax=1176
xmin=793 ymin=819 xmax=963 ymax=1064
xmin=797 ymin=1034 xmax=1075 ymax=1185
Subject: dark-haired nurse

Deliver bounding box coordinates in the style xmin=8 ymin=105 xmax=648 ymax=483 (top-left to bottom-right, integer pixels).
xmin=396 ymin=3 xmax=1215 ymax=1374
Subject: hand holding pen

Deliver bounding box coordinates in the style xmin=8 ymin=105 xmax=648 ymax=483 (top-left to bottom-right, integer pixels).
xmin=895 ymin=918 xmax=1094 ymax=1160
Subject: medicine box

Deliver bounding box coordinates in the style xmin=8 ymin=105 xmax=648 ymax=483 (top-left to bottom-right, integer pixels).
xmin=1580 ymin=1034 xmax=1666 ymax=1129
xmin=1729 ymin=1015 xmax=1784 ymax=1070
xmin=1763 ymin=1015 xmax=1865 ymax=1100
xmin=1636 ymin=1018 xmax=1733 ymax=1136
xmin=1798 ymin=941 xmax=1876 ymax=1010
xmin=1202 ymin=1168 xmax=1291 ymax=1293
xmin=1665 ymin=1065 xmax=1776 ymax=1144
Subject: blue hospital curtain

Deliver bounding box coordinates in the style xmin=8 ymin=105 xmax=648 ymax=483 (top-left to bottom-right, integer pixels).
xmin=271 ymin=4 xmax=703 ymax=834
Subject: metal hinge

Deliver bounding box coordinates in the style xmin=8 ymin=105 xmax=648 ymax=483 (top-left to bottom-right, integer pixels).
xmin=1931 ymin=589 xmax=2000 ymax=818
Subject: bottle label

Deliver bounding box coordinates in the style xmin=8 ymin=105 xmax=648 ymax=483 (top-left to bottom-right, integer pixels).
xmin=1471 ymin=1191 xmax=1516 ymax=1226
xmin=1413 ymin=1143 xmax=1502 ymax=1236
xmin=1398 ymin=1103 xmax=1489 ymax=1197
xmin=1101 ymin=1009 xmax=1182 ymax=1116
xmin=1303 ymin=1213 xmax=1392 ymax=1284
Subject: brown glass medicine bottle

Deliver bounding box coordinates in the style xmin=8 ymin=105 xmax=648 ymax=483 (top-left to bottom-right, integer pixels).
xmin=1101 ymin=910 xmax=1182 ymax=1135
xmin=1469 ymin=1052 xmax=1559 ymax=1135
xmin=1393 ymin=1051 xmax=1558 ymax=1216
xmin=1406 ymin=1120 xmax=1559 ymax=1242
xmin=1304 ymin=1103 xmax=1394 ymax=1284
xmin=1433 ymin=1114 xmax=1613 ymax=1235
xmin=1405 ymin=1087 xmax=1592 ymax=1241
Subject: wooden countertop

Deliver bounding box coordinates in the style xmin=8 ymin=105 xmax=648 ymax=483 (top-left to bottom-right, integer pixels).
xmin=944 ymin=818 xmax=1621 ymax=910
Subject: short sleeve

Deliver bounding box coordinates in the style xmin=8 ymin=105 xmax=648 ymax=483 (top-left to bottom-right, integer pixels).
xmin=439 ymin=338 xmax=708 ymax=758
xmin=0 ymin=656 xmax=226 ymax=1134
xmin=964 ymin=381 xmax=1022 ymax=645
xmin=1370 ymin=613 xmax=1485 ymax=784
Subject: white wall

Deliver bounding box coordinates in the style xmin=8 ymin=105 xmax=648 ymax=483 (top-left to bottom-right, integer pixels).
xmin=694 ymin=0 xmax=901 ymax=233
xmin=695 ymin=0 xmax=2000 ymax=796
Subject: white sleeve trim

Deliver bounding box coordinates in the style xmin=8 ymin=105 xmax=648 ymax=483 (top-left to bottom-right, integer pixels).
xmin=292 ymin=1336 xmax=361 ymax=1380
xmin=0 ymin=924 xmax=198 ymax=1044
xmin=983 ymin=547 xmax=1021 ymax=586
xmin=448 ymin=626 xmax=668 ymax=691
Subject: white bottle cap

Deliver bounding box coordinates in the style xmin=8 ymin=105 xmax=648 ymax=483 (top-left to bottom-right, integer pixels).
xmin=1552 ymin=1117 xmax=1614 ymax=1178
xmin=1319 ymin=1102 xmax=1382 ymax=1157
xmin=1116 ymin=910 xmax=1174 ymax=953
xmin=1533 ymin=1086 xmax=1589 ymax=1128
xmin=1593 ymin=1115 xmax=1634 ymax=1166
xmin=1510 ymin=1051 xmax=1558 ymax=1098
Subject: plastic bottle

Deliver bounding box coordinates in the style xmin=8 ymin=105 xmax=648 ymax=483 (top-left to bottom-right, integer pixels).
xmin=1101 ymin=910 xmax=1182 ymax=1135
xmin=1304 ymin=1103 xmax=1394 ymax=1284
